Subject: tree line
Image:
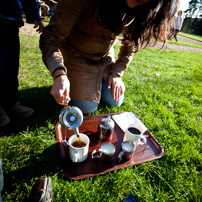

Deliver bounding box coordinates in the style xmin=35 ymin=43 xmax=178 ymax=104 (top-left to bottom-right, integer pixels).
xmin=182 ymin=0 xmax=202 ymax=35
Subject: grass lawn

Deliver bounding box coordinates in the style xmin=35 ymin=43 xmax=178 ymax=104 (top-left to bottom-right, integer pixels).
xmin=168 ymin=39 xmax=202 ymax=49
xmin=179 ymin=32 xmax=202 ymax=42
xmin=168 ymin=31 xmax=202 ymax=49
xmin=0 ymin=34 xmax=201 ymax=202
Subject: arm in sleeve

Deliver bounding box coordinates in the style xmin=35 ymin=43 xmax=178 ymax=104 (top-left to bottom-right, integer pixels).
xmin=179 ymin=17 xmax=183 ymax=30
xmin=21 ymin=0 xmax=41 ymax=23
xmin=110 ymin=39 xmax=134 ymax=77
xmin=39 ymin=0 xmax=85 ymax=76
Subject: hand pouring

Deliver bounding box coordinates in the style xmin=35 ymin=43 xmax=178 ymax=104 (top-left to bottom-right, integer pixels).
xmin=59 ymin=100 xmax=83 ymax=146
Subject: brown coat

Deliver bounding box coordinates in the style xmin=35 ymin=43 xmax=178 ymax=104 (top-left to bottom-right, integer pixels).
xmin=40 ymin=0 xmax=134 ymax=103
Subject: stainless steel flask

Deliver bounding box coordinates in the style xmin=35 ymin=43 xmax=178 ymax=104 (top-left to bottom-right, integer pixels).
xmin=59 ymin=105 xmax=83 ymax=136
xmin=98 ymin=115 xmax=115 ymax=140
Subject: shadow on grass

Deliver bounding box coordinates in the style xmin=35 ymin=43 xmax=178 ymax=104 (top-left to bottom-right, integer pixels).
xmin=0 ymin=86 xmax=62 ymax=136
xmin=3 ymin=143 xmax=59 ymax=197
xmin=0 ymin=85 xmax=113 ymax=136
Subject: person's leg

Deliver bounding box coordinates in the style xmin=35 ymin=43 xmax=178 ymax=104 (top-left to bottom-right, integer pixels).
xmin=0 ymin=159 xmax=3 ymax=202
xmin=0 ymin=18 xmax=34 ymax=121
xmin=101 ymin=79 xmax=124 ymax=107
xmin=0 ymin=19 xmax=19 ymax=107
xmin=169 ymin=27 xmax=174 ymax=40
xmin=38 ymin=5 xmax=42 ymax=17
xmin=69 ymin=100 xmax=98 ymax=114
xmin=69 ymin=79 xmax=124 ymax=113
xmin=41 ymin=4 xmax=50 ymax=17
xmin=0 ymin=105 xmax=10 ymax=127
xmin=0 ymin=19 xmax=15 ymax=126
xmin=174 ymin=29 xmax=179 ymax=42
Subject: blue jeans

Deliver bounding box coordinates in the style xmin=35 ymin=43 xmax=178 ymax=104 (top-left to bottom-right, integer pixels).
xmin=69 ymin=79 xmax=124 ymax=113
xmin=0 ymin=18 xmax=20 ymax=107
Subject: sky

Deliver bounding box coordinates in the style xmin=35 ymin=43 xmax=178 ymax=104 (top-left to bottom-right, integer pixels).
xmin=179 ymin=0 xmax=190 ymax=11
xmin=177 ymin=0 xmax=201 ymax=18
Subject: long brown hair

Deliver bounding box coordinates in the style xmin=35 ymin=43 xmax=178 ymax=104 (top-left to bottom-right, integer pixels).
xmin=98 ymin=0 xmax=180 ymax=51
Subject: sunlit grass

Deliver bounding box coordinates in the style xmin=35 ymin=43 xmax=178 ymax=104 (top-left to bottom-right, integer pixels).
xmin=179 ymin=32 xmax=202 ymax=42
xmin=0 ymin=35 xmax=201 ymax=202
xmin=168 ymin=39 xmax=202 ymax=49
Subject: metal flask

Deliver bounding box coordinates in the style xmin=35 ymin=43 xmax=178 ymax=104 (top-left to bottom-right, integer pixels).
xmin=59 ymin=105 xmax=83 ymax=136
xmin=98 ymin=115 xmax=115 ymax=140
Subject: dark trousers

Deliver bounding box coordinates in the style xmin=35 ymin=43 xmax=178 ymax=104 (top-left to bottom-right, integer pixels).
xmin=0 ymin=18 xmax=20 ymax=107
xmin=173 ymin=29 xmax=180 ymax=41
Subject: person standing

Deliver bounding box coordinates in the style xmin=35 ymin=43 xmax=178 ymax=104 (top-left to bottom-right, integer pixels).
xmin=171 ymin=10 xmax=183 ymax=41
xmin=0 ymin=0 xmax=44 ymax=127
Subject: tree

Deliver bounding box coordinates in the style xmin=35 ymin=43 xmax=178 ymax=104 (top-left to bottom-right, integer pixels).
xmin=184 ymin=0 xmax=202 ymax=18
xmin=184 ymin=0 xmax=202 ymax=33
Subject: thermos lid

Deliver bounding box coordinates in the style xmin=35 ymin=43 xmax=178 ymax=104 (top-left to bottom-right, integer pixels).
xmin=99 ymin=115 xmax=114 ymax=130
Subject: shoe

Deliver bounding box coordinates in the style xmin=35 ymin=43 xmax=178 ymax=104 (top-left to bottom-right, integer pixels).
xmin=0 ymin=106 xmax=10 ymax=127
xmin=27 ymin=177 xmax=53 ymax=202
xmin=8 ymin=102 xmax=34 ymax=118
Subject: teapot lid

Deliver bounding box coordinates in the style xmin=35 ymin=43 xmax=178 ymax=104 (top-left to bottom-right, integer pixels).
xmin=99 ymin=115 xmax=114 ymax=129
xmin=62 ymin=106 xmax=83 ymax=129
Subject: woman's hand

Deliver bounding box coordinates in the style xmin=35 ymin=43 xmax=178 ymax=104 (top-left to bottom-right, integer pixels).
xmin=51 ymin=71 xmax=71 ymax=105
xmin=108 ymin=73 xmax=125 ymax=101
xmin=33 ymin=20 xmax=44 ymax=33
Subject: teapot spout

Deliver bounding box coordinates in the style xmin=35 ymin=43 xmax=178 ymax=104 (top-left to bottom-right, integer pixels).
xmin=72 ymin=127 xmax=80 ymax=137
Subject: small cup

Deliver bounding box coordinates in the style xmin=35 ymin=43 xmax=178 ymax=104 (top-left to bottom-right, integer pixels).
xmin=68 ymin=133 xmax=90 ymax=163
xmin=91 ymin=143 xmax=116 ymax=163
xmin=123 ymin=123 xmax=147 ymax=146
xmin=118 ymin=141 xmax=136 ymax=162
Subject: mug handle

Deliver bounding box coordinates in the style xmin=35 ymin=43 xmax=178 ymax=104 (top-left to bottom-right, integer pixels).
xmin=118 ymin=150 xmax=125 ymax=162
xmin=91 ymin=148 xmax=102 ymax=159
xmin=138 ymin=135 xmax=147 ymax=145
xmin=143 ymin=133 xmax=149 ymax=138
xmin=72 ymin=151 xmax=78 ymax=162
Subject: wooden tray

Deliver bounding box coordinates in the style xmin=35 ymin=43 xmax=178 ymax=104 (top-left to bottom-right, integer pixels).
xmin=55 ymin=113 xmax=164 ymax=180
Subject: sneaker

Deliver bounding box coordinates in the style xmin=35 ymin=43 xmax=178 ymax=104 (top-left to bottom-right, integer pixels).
xmin=27 ymin=177 xmax=53 ymax=202
xmin=8 ymin=102 xmax=34 ymax=118
xmin=0 ymin=106 xmax=10 ymax=127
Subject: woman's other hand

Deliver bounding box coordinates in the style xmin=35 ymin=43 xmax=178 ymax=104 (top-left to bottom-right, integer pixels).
xmin=51 ymin=70 xmax=70 ymax=105
xmin=108 ymin=73 xmax=125 ymax=101
xmin=33 ymin=20 xmax=44 ymax=33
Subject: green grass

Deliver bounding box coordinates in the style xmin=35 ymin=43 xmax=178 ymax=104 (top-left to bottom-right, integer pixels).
xmin=168 ymin=31 xmax=202 ymax=49
xmin=0 ymin=35 xmax=202 ymax=202
xmin=41 ymin=16 xmax=52 ymax=26
xmin=168 ymin=39 xmax=202 ymax=49
xmin=179 ymin=32 xmax=202 ymax=42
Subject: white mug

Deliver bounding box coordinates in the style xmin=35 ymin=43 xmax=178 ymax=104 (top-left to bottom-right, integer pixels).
xmin=123 ymin=123 xmax=147 ymax=146
xmin=68 ymin=133 xmax=90 ymax=163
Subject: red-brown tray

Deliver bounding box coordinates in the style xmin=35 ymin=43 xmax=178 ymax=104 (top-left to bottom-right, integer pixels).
xmin=55 ymin=113 xmax=164 ymax=180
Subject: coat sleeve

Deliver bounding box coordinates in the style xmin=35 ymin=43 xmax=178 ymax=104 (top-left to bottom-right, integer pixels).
xmin=40 ymin=0 xmax=85 ymax=76
xmin=110 ymin=36 xmax=134 ymax=77
xmin=21 ymin=0 xmax=41 ymax=23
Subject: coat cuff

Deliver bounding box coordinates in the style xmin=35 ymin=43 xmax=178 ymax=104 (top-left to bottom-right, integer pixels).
xmin=110 ymin=54 xmax=133 ymax=77
xmin=46 ymin=56 xmax=67 ymax=76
